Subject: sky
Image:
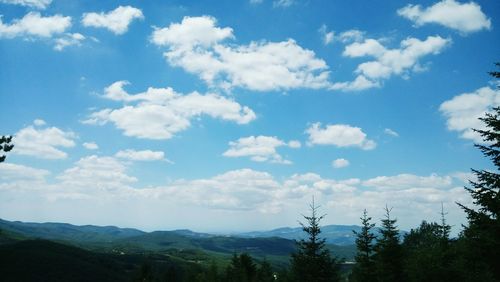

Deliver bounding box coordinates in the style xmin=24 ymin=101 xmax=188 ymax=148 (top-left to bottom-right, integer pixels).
xmin=0 ymin=0 xmax=499 ymax=233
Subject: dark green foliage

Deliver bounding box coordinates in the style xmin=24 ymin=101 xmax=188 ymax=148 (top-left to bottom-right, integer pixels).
xmin=488 ymin=62 xmax=500 ymax=79
xmin=290 ymin=200 xmax=340 ymax=282
xmin=402 ymin=221 xmax=452 ymax=282
xmin=223 ymin=253 xmax=276 ymax=282
xmin=0 ymin=135 xmax=14 ymax=163
xmin=373 ymin=206 xmax=403 ymax=282
xmin=350 ymin=209 xmax=376 ymax=282
xmin=0 ymin=239 xmax=132 ymax=281
xmin=257 ymin=260 xmax=275 ymax=282
xmin=457 ymin=102 xmax=500 ymax=281
xmin=224 ymin=253 xmax=257 ymax=282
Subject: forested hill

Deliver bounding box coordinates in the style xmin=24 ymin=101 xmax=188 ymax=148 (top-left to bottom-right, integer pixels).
xmin=0 ymin=218 xmax=364 ymax=246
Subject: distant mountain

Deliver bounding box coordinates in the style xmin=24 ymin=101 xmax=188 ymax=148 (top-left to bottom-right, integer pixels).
xmin=0 ymin=218 xmax=145 ymax=243
xmin=0 ymin=218 xmax=357 ymax=262
xmin=237 ymin=224 xmax=365 ymax=245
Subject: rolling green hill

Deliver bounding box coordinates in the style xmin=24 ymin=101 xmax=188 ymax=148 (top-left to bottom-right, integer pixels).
xmin=0 ymin=218 xmax=356 ymax=264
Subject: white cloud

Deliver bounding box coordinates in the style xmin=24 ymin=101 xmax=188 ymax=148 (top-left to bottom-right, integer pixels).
xmin=82 ymin=6 xmax=143 ymax=35
xmin=319 ymin=24 xmax=334 ymax=45
xmin=223 ymin=135 xmax=299 ymax=164
xmin=33 ymin=119 xmax=46 ymax=126
xmin=398 ymin=0 xmax=491 ymax=34
xmin=333 ymin=35 xmax=451 ymax=91
xmin=57 ymin=155 xmax=137 ymax=189
xmin=0 ymin=0 xmax=52 ymax=9
xmin=439 ymin=86 xmax=500 ymax=143
xmin=273 ymin=0 xmax=294 ymax=8
xmin=337 ymin=29 xmax=364 ymax=43
xmin=83 ymin=142 xmax=98 ymax=150
xmin=54 ymin=32 xmax=85 ymax=51
xmin=0 ymin=163 xmax=472 ymax=232
xmin=160 ymin=169 xmax=284 ymax=212
xmin=332 ymin=158 xmax=350 ymax=168
xmin=384 ymin=128 xmax=399 ymax=137
xmin=83 ymin=81 xmax=256 ymax=140
xmin=363 ymin=173 xmax=452 ymax=190
xmin=0 ymin=163 xmax=50 ymax=182
xmin=306 ymin=123 xmax=376 ymax=150
xmin=115 ymin=149 xmax=166 ymax=162
xmin=0 ymin=12 xmax=71 ymax=38
xmin=13 ymin=121 xmax=76 ymax=159
xmin=151 ymin=16 xmax=332 ymax=92
xmin=288 ymin=140 xmax=301 ymax=148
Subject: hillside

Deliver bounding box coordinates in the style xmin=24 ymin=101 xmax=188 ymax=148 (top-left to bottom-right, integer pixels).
xmin=0 ymin=218 xmax=356 ymax=263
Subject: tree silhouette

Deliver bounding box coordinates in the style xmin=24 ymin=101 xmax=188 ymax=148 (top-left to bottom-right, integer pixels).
xmin=350 ymin=209 xmax=376 ymax=282
xmin=290 ymin=199 xmax=340 ymax=282
xmin=458 ymin=74 xmax=500 ymax=281
xmin=0 ymin=135 xmax=14 ymax=163
xmin=374 ymin=206 xmax=403 ymax=282
xmin=403 ymin=221 xmax=452 ymax=282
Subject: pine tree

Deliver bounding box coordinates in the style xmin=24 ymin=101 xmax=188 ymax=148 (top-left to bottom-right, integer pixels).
xmin=350 ymin=209 xmax=376 ymax=282
xmin=256 ymin=260 xmax=275 ymax=282
xmin=224 ymin=253 xmax=257 ymax=282
xmin=290 ymin=199 xmax=340 ymax=282
xmin=0 ymin=135 xmax=14 ymax=163
xmin=457 ymin=71 xmax=500 ymax=281
xmin=373 ymin=206 xmax=403 ymax=282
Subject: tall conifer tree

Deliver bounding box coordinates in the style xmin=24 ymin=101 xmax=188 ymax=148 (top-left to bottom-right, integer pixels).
xmin=290 ymin=199 xmax=340 ymax=282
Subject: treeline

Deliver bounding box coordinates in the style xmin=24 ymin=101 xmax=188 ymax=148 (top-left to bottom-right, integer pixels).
xmin=139 ymin=86 xmax=499 ymax=282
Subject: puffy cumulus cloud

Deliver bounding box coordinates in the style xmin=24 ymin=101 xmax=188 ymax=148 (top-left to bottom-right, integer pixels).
xmin=82 ymin=81 xmax=256 ymax=140
xmin=54 ymin=32 xmax=85 ymax=51
xmin=0 ymin=0 xmax=52 ymax=9
xmin=57 ymin=155 xmax=137 ymax=189
xmin=82 ymin=6 xmax=143 ymax=35
xmin=318 ymin=24 xmax=334 ymax=45
xmin=151 ymin=16 xmax=332 ymax=92
xmin=0 ymin=163 xmax=50 ymax=182
xmin=333 ymin=35 xmax=451 ymax=91
xmin=398 ymin=0 xmax=491 ymax=34
xmin=13 ymin=120 xmax=76 ymax=159
xmin=115 ymin=149 xmax=167 ymax=162
xmin=151 ymin=15 xmax=233 ymax=48
xmin=332 ymin=158 xmax=350 ymax=168
xmin=362 ymin=173 xmax=453 ymax=190
xmin=223 ymin=135 xmax=300 ymax=164
xmin=439 ymin=86 xmax=500 ymax=143
xmin=83 ymin=142 xmax=98 ymax=150
xmin=0 ymin=12 xmax=71 ymax=39
xmin=306 ymin=123 xmax=376 ymax=150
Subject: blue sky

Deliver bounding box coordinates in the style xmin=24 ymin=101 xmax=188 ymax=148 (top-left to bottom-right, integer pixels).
xmin=0 ymin=0 xmax=499 ymax=233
